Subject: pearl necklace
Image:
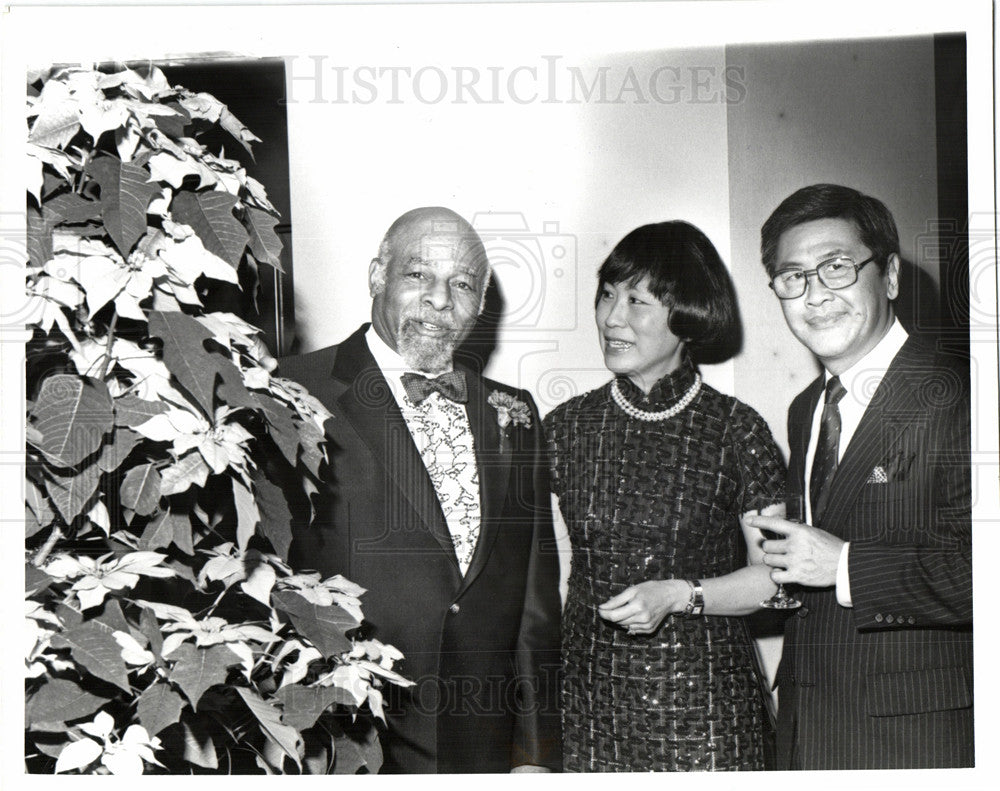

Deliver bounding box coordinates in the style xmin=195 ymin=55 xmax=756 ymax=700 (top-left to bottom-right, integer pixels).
xmin=610 ymin=373 xmax=702 ymax=422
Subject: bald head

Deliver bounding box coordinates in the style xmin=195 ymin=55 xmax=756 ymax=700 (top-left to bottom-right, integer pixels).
xmin=369 ymin=207 xmax=491 ymax=372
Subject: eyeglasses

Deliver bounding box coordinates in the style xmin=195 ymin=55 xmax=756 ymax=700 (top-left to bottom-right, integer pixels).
xmin=768 ymin=255 xmax=877 ymax=300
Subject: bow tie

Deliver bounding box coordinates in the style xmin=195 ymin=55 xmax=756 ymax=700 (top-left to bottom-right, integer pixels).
xmin=400 ymin=371 xmax=468 ymax=404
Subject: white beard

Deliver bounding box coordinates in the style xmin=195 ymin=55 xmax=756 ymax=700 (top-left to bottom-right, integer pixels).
xmin=396 ymin=317 xmax=459 ymax=373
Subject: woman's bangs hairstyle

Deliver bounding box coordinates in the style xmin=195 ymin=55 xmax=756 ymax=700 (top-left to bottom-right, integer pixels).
xmin=596 ymin=221 xmax=741 ymax=363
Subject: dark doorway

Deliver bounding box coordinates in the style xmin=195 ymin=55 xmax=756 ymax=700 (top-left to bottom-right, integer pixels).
xmin=160 ymin=58 xmax=295 ymax=356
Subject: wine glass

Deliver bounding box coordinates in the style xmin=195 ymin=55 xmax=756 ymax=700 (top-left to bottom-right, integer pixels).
xmin=757 ymin=494 xmax=803 ymax=610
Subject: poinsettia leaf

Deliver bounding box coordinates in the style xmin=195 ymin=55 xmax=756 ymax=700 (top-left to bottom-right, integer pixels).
xmin=214 ymin=361 xmax=257 ymax=410
xmin=31 ymin=374 xmax=114 ymax=468
xmin=274 ymin=684 xmax=355 ymax=732
xmin=29 ymin=95 xmax=82 ymax=149
xmin=114 ymin=394 xmax=169 ymax=427
xmin=28 ymin=142 xmax=75 ymax=185
xmin=44 ymin=192 xmax=103 ymax=225
xmin=136 ymin=682 xmax=186 ymax=737
xmin=168 ymin=643 xmax=240 ymax=710
xmin=244 ymin=206 xmax=283 ymax=270
xmin=159 ymin=451 xmax=211 ymax=496
xmin=139 ymin=509 xmax=193 ymax=555
xmin=27 ymin=205 xmax=54 ymax=268
xmin=240 ymin=563 xmax=276 ymax=607
xmin=152 ymin=101 xmax=191 ymax=138
xmin=26 ymin=563 xmax=55 ymax=596
xmin=91 ymin=598 xmax=133 ymax=637
xmin=147 ymin=152 xmax=200 ymax=189
xmin=138 ymin=606 xmax=166 ymax=663
xmin=178 ymin=719 xmax=218 ymax=769
xmin=115 ymin=124 xmax=140 ymax=162
xmin=50 ymin=621 xmax=132 ymax=693
xmin=55 ymin=601 xmax=84 ymax=628
xmin=26 ymin=477 xmax=56 ymax=531
xmin=145 ymin=310 xmax=216 ymax=415
xmin=26 ymin=678 xmax=109 ymax=727
xmin=25 ymin=508 xmax=45 ymax=538
xmin=236 ymin=688 xmax=302 ymax=769
xmin=233 ymin=477 xmax=260 ymax=553
xmin=170 ymin=191 xmax=248 ymax=268
xmin=332 ymin=721 xmax=383 ymax=774
xmin=45 ymin=459 xmax=101 ymax=522
xmin=78 ymin=97 xmax=131 ymax=144
xmin=252 ymin=470 xmax=293 ymax=561
xmin=147 ymin=309 xmax=255 ymax=417
xmin=271 ymin=591 xmax=356 ymax=658
xmin=253 ymin=394 xmax=299 ymax=467
xmin=298 ymin=420 xmax=326 ymax=479
xmin=219 ymin=106 xmax=261 ymax=155
xmin=97 ymin=427 xmax=142 ymax=473
xmin=78 ymin=255 xmax=128 ymax=318
xmin=85 ymin=155 xmax=158 ymax=256
xmin=120 ymin=462 xmax=161 ymax=516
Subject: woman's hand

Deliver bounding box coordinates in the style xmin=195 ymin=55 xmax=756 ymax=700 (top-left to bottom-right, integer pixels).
xmin=597 ymin=580 xmax=690 ymax=634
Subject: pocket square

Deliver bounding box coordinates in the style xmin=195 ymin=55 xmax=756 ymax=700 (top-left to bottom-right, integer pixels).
xmin=866 ymin=465 xmax=888 ymax=484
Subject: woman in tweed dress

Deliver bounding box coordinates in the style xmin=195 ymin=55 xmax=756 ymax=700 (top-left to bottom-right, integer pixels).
xmin=544 ymin=221 xmax=785 ymax=771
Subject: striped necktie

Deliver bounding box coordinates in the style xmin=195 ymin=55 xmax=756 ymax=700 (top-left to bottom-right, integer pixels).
xmin=810 ymin=375 xmax=847 ymax=524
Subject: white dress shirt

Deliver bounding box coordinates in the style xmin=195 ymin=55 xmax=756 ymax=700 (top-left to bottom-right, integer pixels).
xmin=803 ymin=319 xmax=909 ymax=606
xmin=365 ymin=326 xmax=482 ymax=573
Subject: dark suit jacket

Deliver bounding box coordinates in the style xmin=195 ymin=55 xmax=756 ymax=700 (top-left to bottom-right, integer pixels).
xmin=279 ymin=325 xmax=562 ymax=773
xmin=776 ymin=335 xmax=973 ymax=769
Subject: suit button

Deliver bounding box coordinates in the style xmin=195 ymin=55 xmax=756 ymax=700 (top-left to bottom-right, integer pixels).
xmin=885 ymin=614 xmax=894 ymax=623
xmin=907 ymin=616 xmax=915 ymax=625
xmin=449 ymin=603 xmax=460 ymax=614
xmin=875 ymin=613 xmax=884 ymax=623
xmin=797 ymin=606 xmax=809 ymax=617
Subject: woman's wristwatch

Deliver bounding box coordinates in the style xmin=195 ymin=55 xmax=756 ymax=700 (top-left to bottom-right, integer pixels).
xmin=682 ymin=579 xmax=704 ymax=616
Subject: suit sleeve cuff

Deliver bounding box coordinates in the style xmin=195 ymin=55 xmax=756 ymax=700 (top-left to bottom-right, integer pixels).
xmin=836 ymin=541 xmax=853 ymax=607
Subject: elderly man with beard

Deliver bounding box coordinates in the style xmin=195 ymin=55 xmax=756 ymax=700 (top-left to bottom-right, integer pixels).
xmin=280 ymin=207 xmax=562 ymax=774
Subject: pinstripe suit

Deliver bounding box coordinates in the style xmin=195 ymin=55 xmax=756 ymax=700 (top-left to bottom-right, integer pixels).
xmin=775 ymin=336 xmax=973 ymax=769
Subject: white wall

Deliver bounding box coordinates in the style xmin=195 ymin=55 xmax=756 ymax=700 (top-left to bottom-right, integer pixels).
xmin=284 ymin=46 xmax=736 ymax=408
xmin=727 ymin=36 xmax=939 ymax=454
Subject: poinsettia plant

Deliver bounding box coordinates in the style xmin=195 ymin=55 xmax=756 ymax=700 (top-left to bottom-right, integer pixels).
xmin=23 ymin=63 xmax=411 ymax=775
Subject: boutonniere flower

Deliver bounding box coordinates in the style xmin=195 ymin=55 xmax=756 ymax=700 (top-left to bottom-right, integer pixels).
xmin=488 ymin=390 xmax=532 ymax=452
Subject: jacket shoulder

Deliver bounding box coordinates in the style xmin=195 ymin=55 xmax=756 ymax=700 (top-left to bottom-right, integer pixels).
xmin=276 ymin=344 xmax=340 ymax=391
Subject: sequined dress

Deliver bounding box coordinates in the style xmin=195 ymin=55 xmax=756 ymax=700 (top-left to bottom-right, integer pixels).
xmin=544 ymin=357 xmax=785 ymax=771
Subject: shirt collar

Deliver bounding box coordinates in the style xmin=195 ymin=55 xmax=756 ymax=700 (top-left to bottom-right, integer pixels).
xmin=364 ymin=324 xmax=454 ymax=402
xmin=825 ymin=318 xmax=908 ymax=401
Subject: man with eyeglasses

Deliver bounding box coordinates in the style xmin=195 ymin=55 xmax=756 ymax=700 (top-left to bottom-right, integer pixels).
xmin=746 ymin=184 xmax=972 ymax=769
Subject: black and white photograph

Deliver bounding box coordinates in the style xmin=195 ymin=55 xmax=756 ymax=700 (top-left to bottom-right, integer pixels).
xmin=0 ymin=0 xmax=995 ymax=786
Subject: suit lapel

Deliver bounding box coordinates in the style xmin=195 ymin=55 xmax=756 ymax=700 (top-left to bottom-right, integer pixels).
xmin=789 ymin=375 xmax=824 ymax=502
xmin=457 ymin=373 xmax=512 ymax=594
xmin=331 ymin=327 xmax=460 ymax=567
xmin=818 ymin=338 xmax=922 ymax=534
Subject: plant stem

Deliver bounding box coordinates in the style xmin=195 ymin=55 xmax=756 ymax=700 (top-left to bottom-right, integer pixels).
xmin=32 ymin=525 xmax=63 ymax=567
xmin=98 ymin=310 xmax=119 ymax=381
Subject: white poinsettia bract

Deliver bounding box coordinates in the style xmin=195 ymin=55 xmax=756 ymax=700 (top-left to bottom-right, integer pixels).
xmin=55 ymin=711 xmax=162 ymax=775
xmin=43 ymin=551 xmax=176 ymax=610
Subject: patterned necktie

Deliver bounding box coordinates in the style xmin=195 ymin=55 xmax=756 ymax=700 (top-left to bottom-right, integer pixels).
xmin=810 ymin=375 xmax=847 ymax=524
xmin=400 ymin=371 xmax=468 ymax=404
